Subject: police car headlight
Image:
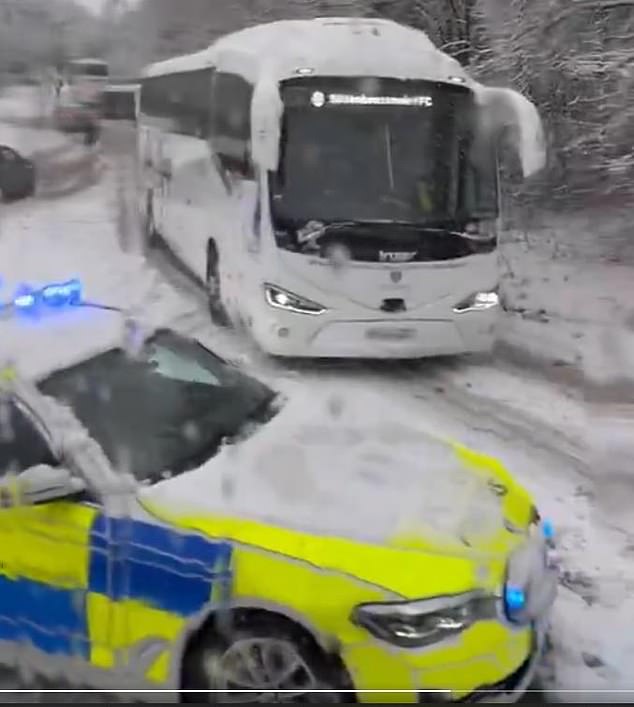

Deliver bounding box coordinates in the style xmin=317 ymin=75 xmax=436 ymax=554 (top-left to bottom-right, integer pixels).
xmin=453 ymin=290 xmax=500 ymax=313
xmin=351 ymin=592 xmax=493 ymax=648
xmin=264 ymin=283 xmax=326 ymax=315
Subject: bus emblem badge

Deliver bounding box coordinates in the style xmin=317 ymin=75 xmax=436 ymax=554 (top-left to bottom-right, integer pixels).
xmin=390 ymin=271 xmax=402 ymax=283
xmin=310 ymin=91 xmax=326 ymax=108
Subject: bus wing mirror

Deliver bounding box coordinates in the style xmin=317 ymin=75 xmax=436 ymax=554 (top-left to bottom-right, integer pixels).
xmin=475 ymin=86 xmax=546 ymax=178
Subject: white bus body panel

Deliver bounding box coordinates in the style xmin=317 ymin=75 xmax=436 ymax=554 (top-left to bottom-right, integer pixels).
xmin=250 ymin=254 xmax=500 ymax=359
xmin=157 ymin=134 xmax=251 ymax=287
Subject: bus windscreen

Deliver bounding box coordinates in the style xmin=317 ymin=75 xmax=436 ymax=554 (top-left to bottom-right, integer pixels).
xmin=272 ymin=77 xmax=496 ymax=226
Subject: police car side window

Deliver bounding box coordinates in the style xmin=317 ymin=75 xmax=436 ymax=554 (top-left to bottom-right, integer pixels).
xmin=0 ymin=400 xmax=58 ymax=476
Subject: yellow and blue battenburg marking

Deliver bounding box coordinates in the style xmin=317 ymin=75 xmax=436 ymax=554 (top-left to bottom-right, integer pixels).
xmin=88 ymin=514 xmax=233 ymax=616
xmin=0 ymin=508 xmax=233 ymax=673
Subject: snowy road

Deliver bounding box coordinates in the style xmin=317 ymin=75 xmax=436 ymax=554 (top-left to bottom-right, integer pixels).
xmin=102 ymin=123 xmax=634 ymax=702
xmin=0 ymin=90 xmax=633 ymax=701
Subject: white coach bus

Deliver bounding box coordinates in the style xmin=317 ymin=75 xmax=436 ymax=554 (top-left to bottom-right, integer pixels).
xmin=138 ymin=18 xmax=545 ymax=358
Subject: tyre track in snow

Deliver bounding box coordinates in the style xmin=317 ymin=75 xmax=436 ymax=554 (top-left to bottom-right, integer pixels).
xmin=1 ymin=116 xmax=581 ymax=703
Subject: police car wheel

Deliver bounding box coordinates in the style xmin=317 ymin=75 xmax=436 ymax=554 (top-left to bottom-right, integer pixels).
xmin=182 ymin=613 xmax=349 ymax=703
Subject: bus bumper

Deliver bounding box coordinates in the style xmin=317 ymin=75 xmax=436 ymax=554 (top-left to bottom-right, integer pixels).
xmin=249 ymin=304 xmax=501 ymax=359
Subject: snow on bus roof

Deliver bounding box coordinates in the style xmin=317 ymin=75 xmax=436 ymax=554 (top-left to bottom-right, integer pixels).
xmin=141 ymin=18 xmax=469 ymax=85
xmin=70 ymin=58 xmax=108 ymax=65
xmin=104 ymin=83 xmax=139 ymax=93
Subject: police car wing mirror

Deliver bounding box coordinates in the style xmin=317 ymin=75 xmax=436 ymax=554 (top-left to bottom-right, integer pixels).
xmin=475 ymin=85 xmax=546 ymax=178
xmin=7 ymin=465 xmax=86 ymax=506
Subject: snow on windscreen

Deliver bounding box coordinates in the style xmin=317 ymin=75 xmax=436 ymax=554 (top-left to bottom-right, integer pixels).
xmin=146 ymin=384 xmax=504 ymax=550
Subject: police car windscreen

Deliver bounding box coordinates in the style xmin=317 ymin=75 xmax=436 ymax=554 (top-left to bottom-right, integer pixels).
xmin=271 ymin=77 xmax=471 ymax=225
xmin=39 ymin=330 xmax=276 ymax=482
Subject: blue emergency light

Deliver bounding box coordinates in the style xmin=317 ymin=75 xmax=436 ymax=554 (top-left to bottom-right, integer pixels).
xmin=542 ymin=518 xmax=555 ymax=542
xmin=503 ymin=584 xmax=526 ymax=620
xmin=8 ymin=279 xmax=83 ymax=313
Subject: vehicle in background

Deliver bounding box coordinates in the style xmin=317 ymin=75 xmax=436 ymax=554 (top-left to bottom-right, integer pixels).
xmin=53 ymin=97 xmax=100 ymax=143
xmin=0 ymin=144 xmax=35 ymax=200
xmin=101 ymin=83 xmax=139 ymax=121
xmin=64 ymin=58 xmax=109 ymax=106
xmin=138 ymin=18 xmax=546 ymax=359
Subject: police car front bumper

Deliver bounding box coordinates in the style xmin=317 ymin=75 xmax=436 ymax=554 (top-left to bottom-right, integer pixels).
xmin=460 ymin=525 xmax=558 ymax=703
xmin=420 ymin=523 xmax=558 ymax=704
xmin=453 ymin=623 xmax=548 ymax=703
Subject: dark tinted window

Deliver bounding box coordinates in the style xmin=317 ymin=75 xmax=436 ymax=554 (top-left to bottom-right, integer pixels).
xmin=210 ymin=72 xmax=253 ymax=165
xmin=461 ymin=121 xmax=499 ymax=219
xmin=140 ymin=69 xmax=213 ymax=138
xmin=140 ymin=76 xmax=163 ymax=117
xmin=0 ymin=400 xmax=57 ymax=475
xmin=272 ymin=77 xmax=467 ymax=223
xmin=103 ymin=91 xmax=136 ymax=120
xmin=71 ymin=62 xmax=108 ymax=78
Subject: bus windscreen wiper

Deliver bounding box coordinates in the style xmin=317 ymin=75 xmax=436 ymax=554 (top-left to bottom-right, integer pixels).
xmin=296 ymin=219 xmax=404 ymax=248
xmin=296 ymin=219 xmax=495 ymax=250
xmin=389 ymin=222 xmax=497 ymax=243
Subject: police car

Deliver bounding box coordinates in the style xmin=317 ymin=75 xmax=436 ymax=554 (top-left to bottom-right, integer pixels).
xmin=0 ymin=276 xmax=558 ymax=702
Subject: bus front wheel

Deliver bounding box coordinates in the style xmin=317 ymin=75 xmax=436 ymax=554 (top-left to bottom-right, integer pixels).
xmin=143 ymin=190 xmax=158 ymax=251
xmin=206 ymin=243 xmax=230 ymax=328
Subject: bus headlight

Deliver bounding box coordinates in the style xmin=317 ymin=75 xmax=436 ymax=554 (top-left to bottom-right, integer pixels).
xmin=453 ymin=290 xmax=500 ymax=313
xmin=263 ymin=284 xmax=327 ymax=315
xmin=351 ymin=592 xmax=493 ymax=649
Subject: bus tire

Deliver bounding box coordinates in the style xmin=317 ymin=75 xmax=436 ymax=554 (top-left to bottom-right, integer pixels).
xmin=206 ymin=242 xmax=230 ymax=328
xmin=143 ymin=190 xmax=158 ymax=250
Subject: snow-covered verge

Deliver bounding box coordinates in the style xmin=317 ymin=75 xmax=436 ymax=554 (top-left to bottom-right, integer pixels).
xmin=497 ymin=210 xmax=634 ymax=390
xmin=0 ymin=84 xmax=57 ymax=122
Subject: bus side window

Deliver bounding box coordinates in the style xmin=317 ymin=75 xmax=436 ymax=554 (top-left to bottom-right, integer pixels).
xmin=183 ymin=68 xmax=213 ymax=138
xmin=210 ymin=72 xmax=254 ymax=178
xmin=141 ymin=76 xmax=168 ymax=119
xmin=158 ymin=69 xmax=211 ymax=138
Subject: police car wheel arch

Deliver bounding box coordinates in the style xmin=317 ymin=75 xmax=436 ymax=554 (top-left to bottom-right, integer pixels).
xmin=181 ymin=610 xmax=350 ymax=700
